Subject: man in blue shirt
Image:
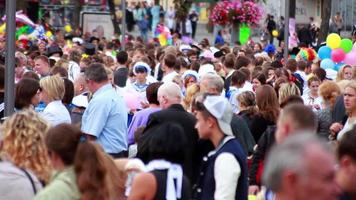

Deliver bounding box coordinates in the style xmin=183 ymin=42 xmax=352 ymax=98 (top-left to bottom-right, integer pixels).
xmin=81 ymin=63 xmax=128 ymax=158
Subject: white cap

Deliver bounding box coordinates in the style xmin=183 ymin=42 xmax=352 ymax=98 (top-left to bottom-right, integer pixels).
xmin=198 ymin=64 xmax=216 ymax=78
xmin=72 ymin=37 xmax=84 ymax=45
xmin=179 ymin=44 xmax=192 ymax=52
xmin=72 ymin=94 xmax=89 ymax=108
xmin=203 ymin=95 xmax=233 ymax=136
xmin=133 ymin=61 xmax=151 ymax=75
xmin=181 ymin=70 xmax=199 ymax=82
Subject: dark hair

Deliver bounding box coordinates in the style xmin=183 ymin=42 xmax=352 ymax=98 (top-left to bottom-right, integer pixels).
xmin=281 ymin=104 xmax=317 ymax=132
xmin=313 ymin=68 xmax=327 ymax=82
xmin=148 ymin=123 xmax=187 ymax=164
xmin=22 ymin=71 xmax=40 ymax=80
xmin=69 ymin=50 xmax=81 ymax=63
xmin=164 ymin=53 xmax=176 ymax=68
xmin=62 ymin=78 xmax=74 ymax=105
xmin=279 ymin=95 xmax=304 ymax=108
xmin=256 ymin=85 xmax=280 ymax=122
xmin=46 ymin=124 xmax=122 ymax=200
xmin=146 ymin=82 xmax=162 ymax=105
xmin=297 ymin=60 xmax=307 ymax=71
xmin=15 ymin=78 xmax=40 ymax=109
xmin=117 ymin=51 xmax=128 ymax=65
xmin=223 ymin=53 xmax=235 ymax=69
xmin=231 ymin=70 xmax=247 ymax=87
xmin=271 ymin=60 xmax=283 ymax=69
xmin=84 ymin=63 xmax=108 ymax=83
xmin=253 ymin=73 xmax=267 ymax=85
xmin=235 ymin=56 xmax=251 ymax=70
xmin=46 ymin=124 xmax=82 ymax=165
xmin=51 ymin=66 xmax=68 ymax=78
xmin=34 ymin=55 xmax=49 ymax=65
xmin=285 ymin=59 xmax=297 ymax=72
xmin=0 ymin=65 xmax=4 ymax=89
xmin=337 ymin=125 xmax=356 ymax=160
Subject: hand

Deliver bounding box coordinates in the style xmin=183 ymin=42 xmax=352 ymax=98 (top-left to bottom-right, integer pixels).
xmin=329 ymin=122 xmax=343 ymax=137
xmin=249 ymin=185 xmax=260 ymax=195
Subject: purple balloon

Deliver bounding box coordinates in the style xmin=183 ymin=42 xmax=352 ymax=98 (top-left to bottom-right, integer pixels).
xmin=344 ymin=51 xmax=356 ymax=65
xmin=331 ymin=48 xmax=346 ymax=63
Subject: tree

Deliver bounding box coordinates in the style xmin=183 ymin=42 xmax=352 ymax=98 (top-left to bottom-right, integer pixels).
xmin=108 ymin=0 xmax=121 ymax=35
xmin=318 ymin=0 xmax=331 ymax=45
xmin=173 ymin=0 xmax=192 ymax=35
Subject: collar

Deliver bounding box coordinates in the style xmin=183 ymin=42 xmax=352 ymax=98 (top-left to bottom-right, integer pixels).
xmin=167 ymin=104 xmax=185 ymax=111
xmin=207 ymin=136 xmax=235 ymax=157
xmin=92 ymin=83 xmax=112 ymax=98
xmin=226 ymin=69 xmax=236 ymax=78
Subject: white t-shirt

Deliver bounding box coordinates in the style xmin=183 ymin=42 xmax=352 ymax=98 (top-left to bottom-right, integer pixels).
xmin=162 ymin=71 xmax=179 ymax=83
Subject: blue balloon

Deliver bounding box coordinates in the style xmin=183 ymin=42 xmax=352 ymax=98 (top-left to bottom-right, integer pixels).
xmin=320 ymin=58 xmax=335 ymax=70
xmin=318 ymin=46 xmax=332 ymax=59
xmin=334 ymin=63 xmax=345 ymax=71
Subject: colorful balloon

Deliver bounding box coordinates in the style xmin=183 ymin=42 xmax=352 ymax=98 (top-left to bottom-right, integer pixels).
xmin=331 ymin=48 xmax=346 ymax=63
xmin=344 ymin=51 xmax=356 ymax=65
xmin=340 ymin=39 xmax=353 ymax=53
xmin=318 ymin=46 xmax=332 ymax=60
xmin=326 ymin=33 xmax=341 ymax=49
xmin=272 ymin=30 xmax=278 ymax=37
xmin=239 ymin=24 xmax=250 ymax=45
xmin=0 ymin=24 xmax=5 ymax=34
xmin=64 ymin=24 xmax=72 ymax=33
xmin=334 ymin=63 xmax=345 ymax=71
xmin=320 ymin=58 xmax=335 ymax=70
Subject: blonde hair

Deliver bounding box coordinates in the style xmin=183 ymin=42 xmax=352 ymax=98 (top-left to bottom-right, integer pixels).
xmin=40 ymin=75 xmax=65 ymax=101
xmin=278 ymin=82 xmax=301 ymax=104
xmin=336 ymin=65 xmax=353 ymax=82
xmin=1 ymin=109 xmax=52 ymax=183
xmin=183 ymin=83 xmax=200 ymax=110
xmin=337 ymin=80 xmax=351 ymax=93
xmin=319 ymin=80 xmax=341 ymax=107
xmin=345 ymin=80 xmax=356 ymax=93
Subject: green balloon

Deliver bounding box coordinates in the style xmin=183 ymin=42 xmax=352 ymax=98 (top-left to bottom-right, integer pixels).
xmin=15 ymin=26 xmax=29 ymax=40
xmin=239 ymin=24 xmax=250 ymax=45
xmin=340 ymin=38 xmax=353 ymax=53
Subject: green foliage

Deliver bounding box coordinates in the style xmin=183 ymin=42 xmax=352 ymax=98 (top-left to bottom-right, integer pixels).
xmin=173 ymin=0 xmax=192 ymax=21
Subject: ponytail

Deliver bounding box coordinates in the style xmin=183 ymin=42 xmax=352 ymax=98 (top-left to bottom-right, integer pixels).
xmin=74 ymin=141 xmax=124 ymax=200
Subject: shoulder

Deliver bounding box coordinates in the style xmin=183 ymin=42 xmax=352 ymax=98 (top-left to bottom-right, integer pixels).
xmin=129 ymin=172 xmax=157 ymax=200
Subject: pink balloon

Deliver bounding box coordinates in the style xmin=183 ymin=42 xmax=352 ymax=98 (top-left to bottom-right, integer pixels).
xmin=344 ymin=51 xmax=356 ymax=65
xmin=331 ymin=48 xmax=346 ymax=63
xmin=124 ymin=92 xmax=141 ymax=110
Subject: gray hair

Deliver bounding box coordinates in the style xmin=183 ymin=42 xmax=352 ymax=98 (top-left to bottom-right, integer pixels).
xmin=201 ymin=74 xmax=224 ymax=93
xmin=158 ymin=82 xmax=182 ymax=102
xmin=262 ymin=133 xmax=332 ymax=192
xmin=84 ymin=63 xmax=108 ymax=83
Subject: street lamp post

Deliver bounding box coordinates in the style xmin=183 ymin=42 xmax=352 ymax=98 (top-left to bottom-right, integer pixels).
xmin=5 ymin=0 xmax=16 ymax=117
xmin=283 ymin=0 xmax=290 ymax=61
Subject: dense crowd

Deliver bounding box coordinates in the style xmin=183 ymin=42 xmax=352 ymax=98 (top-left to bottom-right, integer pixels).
xmin=0 ymin=23 xmax=355 ymax=200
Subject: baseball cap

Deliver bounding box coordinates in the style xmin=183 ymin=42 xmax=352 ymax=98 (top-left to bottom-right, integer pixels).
xmin=203 ymin=95 xmax=233 ymax=136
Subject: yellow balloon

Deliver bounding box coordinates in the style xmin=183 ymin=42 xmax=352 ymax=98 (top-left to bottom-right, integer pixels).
xmin=272 ymin=30 xmax=279 ymax=37
xmin=248 ymin=195 xmax=257 ymax=200
xmin=46 ymin=31 xmax=53 ymax=38
xmin=158 ymin=34 xmax=167 ymax=46
xmin=326 ymin=33 xmax=341 ymax=49
xmin=64 ymin=24 xmax=72 ymax=33
xmin=0 ymin=24 xmax=6 ymax=34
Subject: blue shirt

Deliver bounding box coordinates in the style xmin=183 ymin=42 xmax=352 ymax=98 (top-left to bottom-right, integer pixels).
xmin=81 ymin=84 xmax=128 ymax=153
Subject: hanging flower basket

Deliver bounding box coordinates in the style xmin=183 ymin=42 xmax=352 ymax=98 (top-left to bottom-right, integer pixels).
xmin=210 ymin=0 xmax=263 ymax=27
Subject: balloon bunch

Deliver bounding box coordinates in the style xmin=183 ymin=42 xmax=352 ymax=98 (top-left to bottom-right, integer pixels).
xmin=318 ymin=33 xmax=354 ymax=71
xmin=154 ymin=24 xmax=172 ymax=46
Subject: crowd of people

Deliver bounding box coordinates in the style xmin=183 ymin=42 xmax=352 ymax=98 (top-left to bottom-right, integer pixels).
xmin=0 ymin=17 xmax=355 ymax=200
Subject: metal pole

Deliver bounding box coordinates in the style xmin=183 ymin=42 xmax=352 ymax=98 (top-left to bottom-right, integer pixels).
xmin=283 ymin=0 xmax=289 ymax=61
xmin=5 ymin=0 xmax=16 ymax=117
xmin=122 ymin=0 xmax=126 ymax=50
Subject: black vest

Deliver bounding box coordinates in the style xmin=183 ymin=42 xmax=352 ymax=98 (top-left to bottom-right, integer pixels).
xmin=193 ymin=137 xmax=248 ymax=200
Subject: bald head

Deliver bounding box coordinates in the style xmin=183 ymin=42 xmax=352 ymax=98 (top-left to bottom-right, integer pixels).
xmin=157 ymin=82 xmax=182 ymax=109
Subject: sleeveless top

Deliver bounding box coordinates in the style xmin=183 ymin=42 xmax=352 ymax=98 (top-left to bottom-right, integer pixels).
xmin=152 ymin=169 xmax=191 ymax=200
